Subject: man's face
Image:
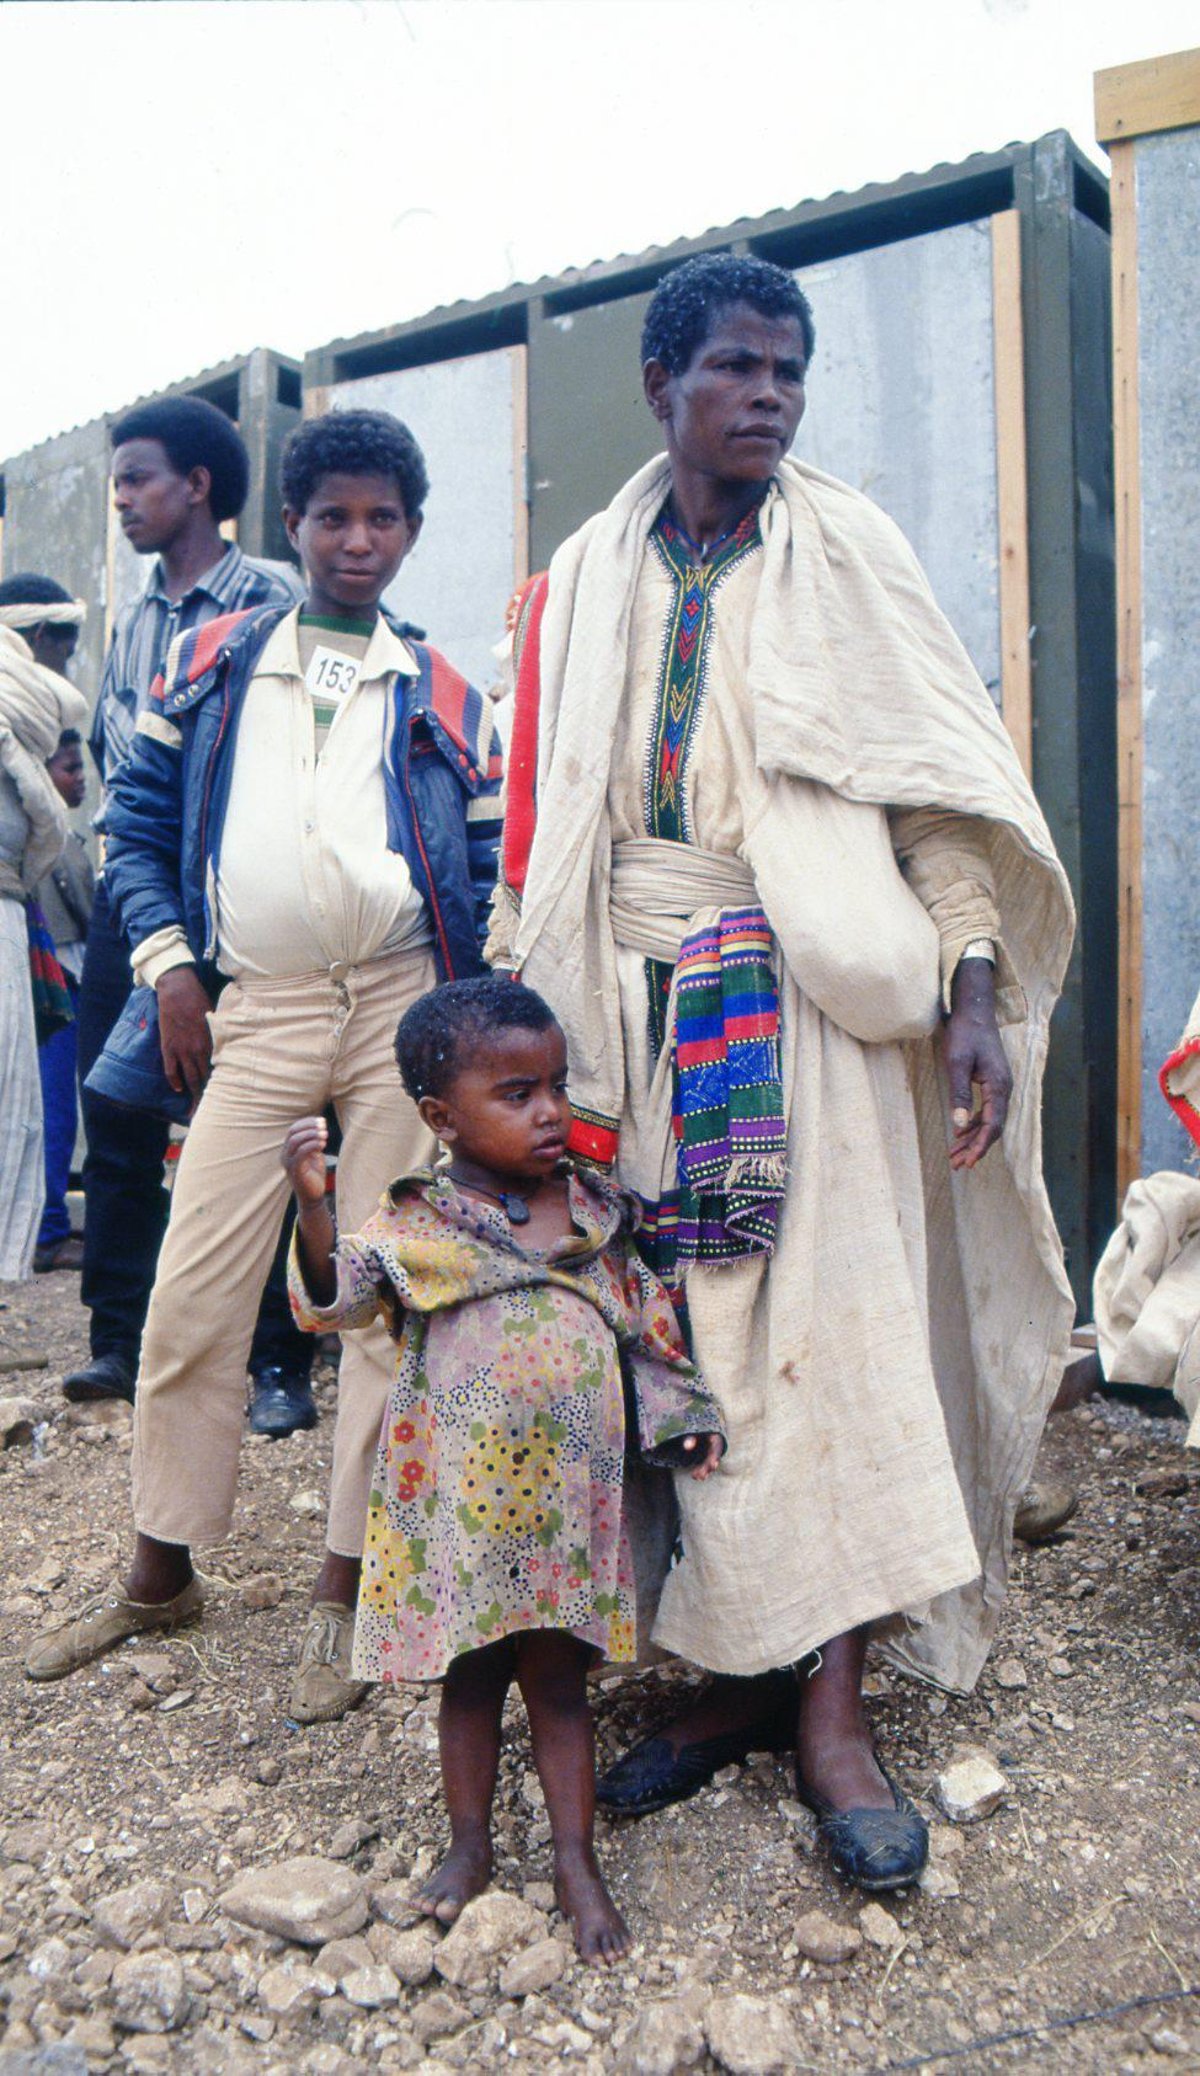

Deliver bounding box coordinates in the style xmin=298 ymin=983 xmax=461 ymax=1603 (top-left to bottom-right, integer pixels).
xmin=29 ymin=624 xmax=78 ymax=677
xmin=48 ymin=741 xmax=86 ymax=810
xmin=111 ymin=439 xmax=207 ymax=555
xmin=285 ymin=472 xmax=421 ymax=619
xmin=644 ymin=302 xmax=808 ymax=489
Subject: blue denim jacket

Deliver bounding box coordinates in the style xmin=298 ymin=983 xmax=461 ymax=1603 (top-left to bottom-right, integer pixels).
xmin=91 ymin=604 xmax=502 ymax=1116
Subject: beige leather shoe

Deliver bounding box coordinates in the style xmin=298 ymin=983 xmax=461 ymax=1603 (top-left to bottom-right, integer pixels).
xmin=25 ymin=1576 xmax=204 ymax=1681
xmin=287 ymin=1601 xmax=368 ymax=1724
xmin=1013 ymin=1480 xmax=1079 ymax=1544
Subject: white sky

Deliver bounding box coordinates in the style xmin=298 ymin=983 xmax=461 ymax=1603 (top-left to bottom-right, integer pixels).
xmin=1 ymin=0 xmax=1195 ymax=459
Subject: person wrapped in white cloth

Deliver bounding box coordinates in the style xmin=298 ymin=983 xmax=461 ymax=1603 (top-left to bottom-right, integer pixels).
xmin=0 ymin=578 xmax=88 ymax=1281
xmin=489 ymin=253 xmax=1075 ymax=1893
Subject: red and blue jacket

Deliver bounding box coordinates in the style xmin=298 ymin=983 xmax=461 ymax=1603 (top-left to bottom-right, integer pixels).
xmin=104 ymin=603 xmax=503 ymax=993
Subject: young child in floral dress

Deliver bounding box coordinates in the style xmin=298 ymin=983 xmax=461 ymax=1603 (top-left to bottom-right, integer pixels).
xmin=284 ymin=976 xmax=725 ymax=1963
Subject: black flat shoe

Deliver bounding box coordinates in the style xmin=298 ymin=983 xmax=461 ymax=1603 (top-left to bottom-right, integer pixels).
xmin=62 ymin=1351 xmax=136 ymax=1405
xmin=598 ymin=1673 xmax=797 ymax=1817
xmin=794 ymin=1762 xmax=928 ymax=1891
xmin=247 ymin=1368 xmax=319 ymax=1439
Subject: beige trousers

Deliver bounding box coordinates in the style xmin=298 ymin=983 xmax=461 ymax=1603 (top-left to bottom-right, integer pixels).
xmin=131 ymin=948 xmax=436 ymax=1555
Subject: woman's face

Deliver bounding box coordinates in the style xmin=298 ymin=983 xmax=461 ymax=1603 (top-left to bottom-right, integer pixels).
xmin=644 ymin=302 xmax=808 ymax=490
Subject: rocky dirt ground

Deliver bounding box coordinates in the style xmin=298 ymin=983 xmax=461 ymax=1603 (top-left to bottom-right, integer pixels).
xmin=1 ymin=1270 xmax=1199 ymax=2076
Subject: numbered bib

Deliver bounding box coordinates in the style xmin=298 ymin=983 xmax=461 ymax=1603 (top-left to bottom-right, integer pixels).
xmin=305 ymin=646 xmax=362 ymax=710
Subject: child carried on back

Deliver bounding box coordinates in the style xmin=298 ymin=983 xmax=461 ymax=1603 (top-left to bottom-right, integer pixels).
xmin=284 ymin=976 xmax=725 ymax=1962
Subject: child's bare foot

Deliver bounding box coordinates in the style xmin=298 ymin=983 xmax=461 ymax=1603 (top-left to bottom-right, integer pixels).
xmin=415 ymin=1834 xmax=492 ymax=1925
xmin=555 ymin=1848 xmax=631 ymax=1964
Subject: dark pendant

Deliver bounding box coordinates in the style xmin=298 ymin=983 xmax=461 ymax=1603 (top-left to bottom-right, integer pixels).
xmin=502 ymin=1193 xmax=531 ymax=1225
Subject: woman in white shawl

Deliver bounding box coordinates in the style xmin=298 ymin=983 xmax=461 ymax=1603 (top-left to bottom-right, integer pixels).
xmin=492 ymin=255 xmax=1075 ymax=1891
xmin=0 ymin=576 xmax=89 ymax=1280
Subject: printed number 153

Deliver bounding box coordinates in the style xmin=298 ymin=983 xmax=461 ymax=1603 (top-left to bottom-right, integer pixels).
xmin=314 ymin=656 xmax=356 ymax=694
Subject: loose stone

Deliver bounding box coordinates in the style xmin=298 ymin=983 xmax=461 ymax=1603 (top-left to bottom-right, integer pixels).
xmin=935 ymin=1754 xmax=1009 ymax=1824
xmin=792 ymin=1911 xmax=863 ymax=1965
xmin=220 ymin=1857 xmax=369 ymax=1945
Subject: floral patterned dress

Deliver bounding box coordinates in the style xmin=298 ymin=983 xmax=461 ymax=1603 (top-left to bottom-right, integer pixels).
xmin=288 ymin=1166 xmax=725 ymax=1683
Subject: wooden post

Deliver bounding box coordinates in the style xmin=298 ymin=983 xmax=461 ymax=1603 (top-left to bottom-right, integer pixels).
xmin=1096 ymin=49 xmax=1200 ymax=1201
xmin=991 ymin=210 xmax=1032 ymax=779
xmin=1110 ymin=139 xmax=1143 ymax=1204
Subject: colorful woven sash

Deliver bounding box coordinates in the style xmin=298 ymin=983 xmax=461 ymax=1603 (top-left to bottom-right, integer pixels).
xmin=26 ymin=897 xmax=73 ymax=1043
xmin=639 ymin=906 xmax=786 ymax=1308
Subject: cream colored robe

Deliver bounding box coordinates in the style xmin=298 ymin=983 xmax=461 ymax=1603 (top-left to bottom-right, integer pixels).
xmin=506 ymin=458 xmax=1075 ymax=1693
xmin=1094 ymin=1173 xmax=1200 ymax=1446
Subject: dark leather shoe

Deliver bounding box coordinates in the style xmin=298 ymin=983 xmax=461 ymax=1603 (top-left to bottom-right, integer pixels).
xmin=248 ymin=1368 xmax=319 ymax=1439
xmin=62 ymin=1351 xmax=136 ymax=1404
xmin=598 ymin=1674 xmax=797 ymax=1816
xmin=795 ymin=1764 xmax=929 ymax=1891
xmin=34 ymin=1237 xmax=85 ymax=1273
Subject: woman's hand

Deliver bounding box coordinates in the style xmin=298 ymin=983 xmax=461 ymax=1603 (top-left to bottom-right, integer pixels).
xmin=944 ymin=957 xmax=1012 ymax=1171
xmin=282 ymin=1116 xmax=329 ymax=1209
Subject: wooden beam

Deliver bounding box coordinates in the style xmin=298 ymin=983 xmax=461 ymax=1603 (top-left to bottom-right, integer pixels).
xmin=991 ymin=211 xmax=1032 ymax=780
xmin=1095 ymin=47 xmax=1200 ymax=145
xmin=1110 ymin=140 xmax=1144 ymax=1202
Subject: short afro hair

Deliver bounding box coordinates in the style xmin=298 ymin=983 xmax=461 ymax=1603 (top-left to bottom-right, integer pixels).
xmin=395 ymin=977 xmax=561 ymax=1103
xmin=641 ymin=252 xmax=815 ymax=376
xmin=281 ymin=409 xmax=430 ymax=522
xmin=0 ymin=573 xmax=74 ymax=609
xmin=109 ymin=396 xmax=250 ymax=524
xmin=51 ymin=729 xmax=82 ymax=753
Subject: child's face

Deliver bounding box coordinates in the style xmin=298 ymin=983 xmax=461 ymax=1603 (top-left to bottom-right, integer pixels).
xmin=48 ymin=742 xmax=86 ymax=809
xmin=284 ymin=470 xmax=421 ymax=619
xmin=422 ymin=1023 xmax=571 ymax=1183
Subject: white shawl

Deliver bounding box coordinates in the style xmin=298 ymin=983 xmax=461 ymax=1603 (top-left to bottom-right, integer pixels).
xmin=514 ymin=457 xmax=1078 ymax=1691
xmin=0 ymin=625 xmax=89 ymax=891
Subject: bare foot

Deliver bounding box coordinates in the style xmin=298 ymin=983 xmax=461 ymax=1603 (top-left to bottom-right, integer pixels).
xmin=414 ymin=1834 xmax=492 ymax=1925
xmin=555 ymin=1850 xmax=631 ymax=1965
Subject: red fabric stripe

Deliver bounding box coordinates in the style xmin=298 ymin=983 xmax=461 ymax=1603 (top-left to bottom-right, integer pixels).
xmin=188 ymin=612 xmax=245 ymax=682
xmin=426 ymin=648 xmax=472 ymax=761
xmin=1160 ymin=1037 xmax=1200 ymax=1152
xmin=502 ymin=573 xmax=549 ymax=896
xmin=721 ymin=1012 xmax=778 ymax=1040
xmin=567 ymin=1114 xmax=618 ymax=1166
xmin=675 ymin=1038 xmax=727 ymax=1069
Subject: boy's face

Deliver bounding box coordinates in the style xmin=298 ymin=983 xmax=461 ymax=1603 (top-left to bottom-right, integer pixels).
xmin=112 ymin=439 xmax=209 ymax=555
xmin=284 ymin=471 xmax=421 ymax=619
xmin=48 ymin=741 xmax=86 ymax=810
xmin=419 ymin=1023 xmax=572 ymax=1185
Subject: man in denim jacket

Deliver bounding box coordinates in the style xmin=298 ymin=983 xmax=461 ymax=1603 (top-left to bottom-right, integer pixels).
xmin=27 ymin=409 xmax=503 ymax=1722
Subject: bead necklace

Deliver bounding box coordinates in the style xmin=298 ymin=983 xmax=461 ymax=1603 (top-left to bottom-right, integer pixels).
xmin=447 ymin=1168 xmax=532 ymax=1225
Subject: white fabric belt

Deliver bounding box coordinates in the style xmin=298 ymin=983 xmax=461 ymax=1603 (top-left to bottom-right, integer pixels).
xmin=610 ymin=836 xmax=759 ymax=964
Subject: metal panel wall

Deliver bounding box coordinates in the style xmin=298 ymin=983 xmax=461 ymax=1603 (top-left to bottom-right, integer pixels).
xmin=527 ymin=293 xmax=657 ymax=572
xmin=792 ymin=221 xmax=1001 ymax=699
xmin=0 ymin=419 xmax=113 ymax=774
xmin=1132 ymin=124 xmax=1200 ymax=1172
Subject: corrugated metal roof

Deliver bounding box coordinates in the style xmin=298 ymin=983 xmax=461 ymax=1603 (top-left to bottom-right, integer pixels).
xmin=3 ymin=346 xmax=300 ymax=469
xmin=308 ymin=133 xmax=1107 ymax=373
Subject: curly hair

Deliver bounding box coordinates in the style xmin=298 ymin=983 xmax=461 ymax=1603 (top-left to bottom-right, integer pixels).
xmin=109 ymin=397 xmax=250 ymax=523
xmin=394 ymin=978 xmax=561 ymax=1103
xmin=0 ymin=573 xmax=74 ymax=609
xmin=281 ymin=409 xmax=430 ymax=522
xmin=641 ymin=252 xmax=815 ymax=376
